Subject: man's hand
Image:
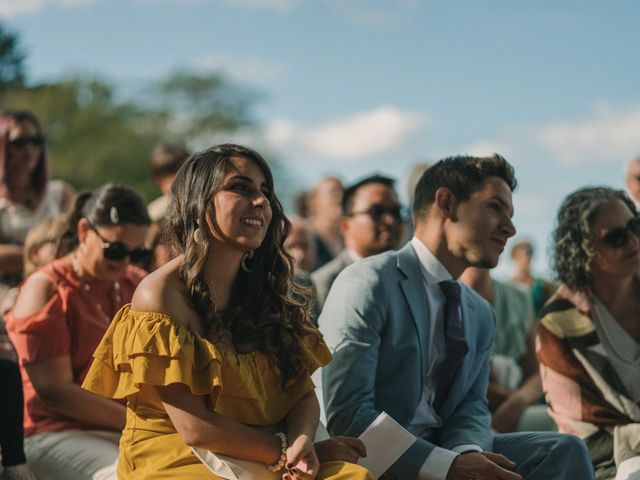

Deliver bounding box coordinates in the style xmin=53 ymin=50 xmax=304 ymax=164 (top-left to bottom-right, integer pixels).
xmin=314 ymin=437 xmax=366 ymax=464
xmin=446 ymin=452 xmax=522 ymax=480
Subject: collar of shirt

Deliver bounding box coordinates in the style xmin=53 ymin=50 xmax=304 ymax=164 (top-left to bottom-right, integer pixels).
xmin=410 ymin=236 xmax=454 ymax=286
xmin=345 ymin=247 xmax=363 ymax=262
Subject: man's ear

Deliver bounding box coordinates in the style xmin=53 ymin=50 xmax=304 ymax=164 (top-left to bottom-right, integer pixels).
xmin=434 ymin=187 xmax=458 ymax=220
xmin=339 ymin=216 xmax=350 ymax=236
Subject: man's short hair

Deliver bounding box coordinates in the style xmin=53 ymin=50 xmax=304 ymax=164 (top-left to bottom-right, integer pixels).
xmin=150 ymin=141 xmax=190 ymax=179
xmin=413 ymin=154 xmax=517 ymax=218
xmin=341 ymin=174 xmax=396 ymax=216
xmin=406 ymin=161 xmax=431 ymax=210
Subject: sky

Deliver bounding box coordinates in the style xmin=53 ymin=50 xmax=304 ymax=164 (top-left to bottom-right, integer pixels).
xmin=2 ymin=0 xmax=640 ymax=278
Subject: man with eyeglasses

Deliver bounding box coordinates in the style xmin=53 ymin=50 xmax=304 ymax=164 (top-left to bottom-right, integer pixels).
xmin=312 ymin=174 xmax=404 ymax=310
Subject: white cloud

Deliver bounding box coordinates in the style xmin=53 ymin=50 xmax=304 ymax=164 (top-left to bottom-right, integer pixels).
xmin=195 ymin=54 xmax=286 ymax=85
xmin=264 ymin=119 xmax=297 ymax=147
xmin=0 ymin=0 xmax=45 ymax=16
xmin=0 ymin=0 xmax=95 ymax=17
xmin=58 ymin=0 xmax=95 ymax=5
xmin=1 ymin=0 xmax=302 ymax=16
xmin=264 ymin=106 xmax=425 ymax=162
xmin=537 ymin=102 xmax=640 ymax=165
xmin=512 ymin=191 xmax=562 ymax=220
xmin=143 ymin=0 xmax=205 ymax=3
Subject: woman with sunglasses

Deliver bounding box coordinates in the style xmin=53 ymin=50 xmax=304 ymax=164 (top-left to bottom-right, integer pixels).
xmin=5 ymin=183 xmax=150 ymax=480
xmin=82 ymin=145 xmax=373 ymax=480
xmin=0 ymin=110 xmax=74 ymax=297
xmin=537 ymin=186 xmax=640 ymax=480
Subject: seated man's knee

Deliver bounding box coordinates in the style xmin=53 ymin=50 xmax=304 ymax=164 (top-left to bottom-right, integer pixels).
xmin=551 ymin=433 xmax=591 ymax=462
xmin=556 ymin=433 xmax=588 ymax=451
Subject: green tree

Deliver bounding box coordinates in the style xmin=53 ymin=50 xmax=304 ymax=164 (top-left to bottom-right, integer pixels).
xmin=153 ymin=72 xmax=300 ymax=205
xmin=0 ymin=71 xmax=261 ymax=201
xmin=1 ymin=77 xmax=162 ymax=198
xmin=0 ymin=23 xmax=26 ymax=91
xmin=0 ymin=24 xmax=264 ymax=201
xmin=156 ymin=71 xmax=257 ymax=145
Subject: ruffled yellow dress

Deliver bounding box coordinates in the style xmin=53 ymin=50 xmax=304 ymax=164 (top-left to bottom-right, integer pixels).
xmin=82 ymin=305 xmax=374 ymax=480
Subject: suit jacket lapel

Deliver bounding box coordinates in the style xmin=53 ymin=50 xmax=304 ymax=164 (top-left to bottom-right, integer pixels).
xmin=397 ymin=243 xmax=430 ymax=378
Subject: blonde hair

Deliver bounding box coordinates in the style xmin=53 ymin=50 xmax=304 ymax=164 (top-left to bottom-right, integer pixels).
xmin=23 ymin=217 xmax=64 ymax=276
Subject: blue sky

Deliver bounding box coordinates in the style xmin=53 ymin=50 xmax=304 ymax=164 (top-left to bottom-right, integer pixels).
xmin=3 ymin=0 xmax=640 ymax=277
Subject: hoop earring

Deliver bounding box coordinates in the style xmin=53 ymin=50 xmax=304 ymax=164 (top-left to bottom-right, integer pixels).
xmin=193 ymin=228 xmax=205 ymax=245
xmin=241 ymin=250 xmax=254 ymax=273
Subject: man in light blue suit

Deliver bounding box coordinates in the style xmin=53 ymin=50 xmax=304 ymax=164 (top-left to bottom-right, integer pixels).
xmin=320 ymin=155 xmax=594 ymax=480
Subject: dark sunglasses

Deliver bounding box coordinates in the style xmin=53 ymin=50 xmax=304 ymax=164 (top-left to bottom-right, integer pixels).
xmin=89 ymin=223 xmax=152 ymax=263
xmin=600 ymin=216 xmax=640 ymax=249
xmin=8 ymin=135 xmax=45 ymax=148
xmin=350 ymin=205 xmax=404 ymax=222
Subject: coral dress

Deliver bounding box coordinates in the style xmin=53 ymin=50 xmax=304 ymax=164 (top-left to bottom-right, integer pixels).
xmin=82 ymin=305 xmax=374 ymax=480
xmin=6 ymin=259 xmax=145 ymax=436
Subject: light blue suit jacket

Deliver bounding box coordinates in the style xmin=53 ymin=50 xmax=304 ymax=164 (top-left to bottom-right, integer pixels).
xmin=320 ymin=242 xmax=495 ymax=479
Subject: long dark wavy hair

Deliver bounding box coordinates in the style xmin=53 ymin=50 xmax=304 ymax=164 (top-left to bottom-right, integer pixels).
xmin=166 ymin=143 xmax=315 ymax=389
xmin=552 ymin=186 xmax=636 ymax=290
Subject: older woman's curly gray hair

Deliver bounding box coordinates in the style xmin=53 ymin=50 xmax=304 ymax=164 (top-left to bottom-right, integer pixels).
xmin=552 ymin=186 xmax=636 ymax=290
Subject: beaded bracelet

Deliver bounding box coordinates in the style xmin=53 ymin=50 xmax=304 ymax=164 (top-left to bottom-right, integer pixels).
xmin=266 ymin=432 xmax=288 ymax=472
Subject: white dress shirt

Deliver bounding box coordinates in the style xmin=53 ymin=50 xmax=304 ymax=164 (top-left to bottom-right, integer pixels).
xmin=409 ymin=236 xmax=482 ymax=480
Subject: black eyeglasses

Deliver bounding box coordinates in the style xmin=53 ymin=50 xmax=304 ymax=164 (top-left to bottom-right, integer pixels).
xmin=8 ymin=135 xmax=45 ymax=148
xmin=600 ymin=216 xmax=640 ymax=249
xmin=89 ymin=223 xmax=152 ymax=263
xmin=349 ymin=205 xmax=404 ymax=222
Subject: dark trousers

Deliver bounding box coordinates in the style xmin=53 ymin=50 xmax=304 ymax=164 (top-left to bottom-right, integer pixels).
xmin=493 ymin=431 xmax=595 ymax=479
xmin=0 ymin=358 xmax=26 ymax=467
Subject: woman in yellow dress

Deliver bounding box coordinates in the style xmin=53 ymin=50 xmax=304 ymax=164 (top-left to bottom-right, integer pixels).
xmin=83 ymin=144 xmax=375 ymax=480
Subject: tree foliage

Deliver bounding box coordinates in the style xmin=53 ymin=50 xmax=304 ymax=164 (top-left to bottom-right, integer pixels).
xmin=1 ymin=77 xmax=162 ymax=199
xmin=0 ymin=23 xmax=26 ymax=90
xmin=0 ymin=71 xmax=257 ymax=201
xmin=0 ymin=24 xmax=276 ymax=204
xmin=158 ymin=72 xmax=255 ymax=136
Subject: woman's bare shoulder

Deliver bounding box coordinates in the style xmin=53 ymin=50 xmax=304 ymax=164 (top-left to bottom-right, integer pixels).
xmin=131 ymin=256 xmax=199 ymax=330
xmin=12 ymin=271 xmax=56 ymax=318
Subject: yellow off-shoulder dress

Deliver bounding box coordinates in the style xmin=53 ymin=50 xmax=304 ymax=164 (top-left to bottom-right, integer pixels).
xmin=82 ymin=305 xmax=374 ymax=480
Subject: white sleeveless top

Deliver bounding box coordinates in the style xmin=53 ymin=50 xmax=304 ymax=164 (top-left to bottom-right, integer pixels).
xmin=0 ymin=180 xmax=72 ymax=245
xmin=591 ymin=296 xmax=640 ymax=402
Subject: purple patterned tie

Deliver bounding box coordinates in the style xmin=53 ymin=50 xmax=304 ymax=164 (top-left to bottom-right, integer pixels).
xmin=434 ymin=280 xmax=469 ymax=410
